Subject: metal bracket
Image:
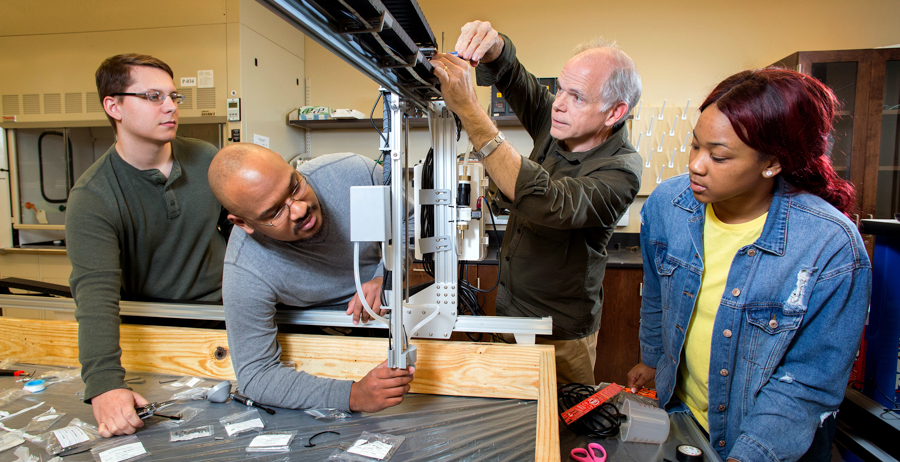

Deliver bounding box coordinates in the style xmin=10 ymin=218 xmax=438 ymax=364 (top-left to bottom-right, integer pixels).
xmin=418 ymin=236 xmax=452 ymax=254
xmin=419 ymin=189 xmax=451 ymax=204
xmin=378 ymin=53 xmax=420 ymax=69
xmin=338 ymin=11 xmax=390 ymax=34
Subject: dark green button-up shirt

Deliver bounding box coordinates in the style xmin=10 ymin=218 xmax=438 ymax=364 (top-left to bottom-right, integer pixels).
xmin=478 ymin=35 xmax=642 ymax=340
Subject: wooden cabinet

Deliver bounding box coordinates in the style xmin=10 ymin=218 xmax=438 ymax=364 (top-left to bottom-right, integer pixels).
xmin=772 ymin=49 xmax=900 ymax=227
xmin=594 ymin=267 xmax=646 ymax=386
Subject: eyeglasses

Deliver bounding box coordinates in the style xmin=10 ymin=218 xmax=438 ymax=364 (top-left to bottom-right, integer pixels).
xmin=258 ymin=173 xmax=307 ymax=227
xmin=111 ymin=91 xmax=185 ymax=105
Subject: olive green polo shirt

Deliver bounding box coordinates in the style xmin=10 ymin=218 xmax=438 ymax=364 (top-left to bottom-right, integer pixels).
xmin=477 ymin=35 xmax=642 ymax=339
xmin=66 ymin=137 xmax=226 ymax=400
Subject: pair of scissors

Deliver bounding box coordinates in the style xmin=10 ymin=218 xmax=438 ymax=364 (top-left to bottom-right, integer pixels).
xmin=571 ymin=443 xmax=607 ymax=462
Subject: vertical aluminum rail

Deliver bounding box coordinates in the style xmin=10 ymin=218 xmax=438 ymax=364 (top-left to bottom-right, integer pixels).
xmin=386 ymin=92 xmax=416 ymax=369
xmin=433 ymin=103 xmax=457 ymax=293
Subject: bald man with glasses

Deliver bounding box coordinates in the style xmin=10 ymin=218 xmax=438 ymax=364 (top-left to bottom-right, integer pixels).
xmin=207 ymin=143 xmax=415 ymax=414
xmin=67 ymin=54 xmax=228 ymax=437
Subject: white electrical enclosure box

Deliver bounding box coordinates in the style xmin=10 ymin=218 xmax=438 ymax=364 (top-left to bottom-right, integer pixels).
xmin=350 ymin=185 xmax=391 ymax=242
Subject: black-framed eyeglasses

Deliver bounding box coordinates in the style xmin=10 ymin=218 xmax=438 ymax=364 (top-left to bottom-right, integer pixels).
xmin=111 ymin=91 xmax=185 ymax=105
xmin=258 ymin=172 xmax=308 ymax=228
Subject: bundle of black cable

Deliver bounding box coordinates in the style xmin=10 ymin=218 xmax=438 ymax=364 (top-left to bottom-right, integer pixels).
xmin=557 ymin=383 xmax=624 ymax=438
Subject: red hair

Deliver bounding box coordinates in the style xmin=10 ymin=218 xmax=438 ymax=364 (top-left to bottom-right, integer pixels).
xmin=700 ymin=68 xmax=857 ymax=217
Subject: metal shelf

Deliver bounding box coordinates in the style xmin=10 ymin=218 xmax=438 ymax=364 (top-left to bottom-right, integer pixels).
xmin=289 ymin=116 xmax=526 ymax=130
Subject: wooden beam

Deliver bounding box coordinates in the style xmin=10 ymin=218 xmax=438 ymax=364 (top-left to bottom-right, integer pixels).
xmin=0 ymin=318 xmax=559 ymax=461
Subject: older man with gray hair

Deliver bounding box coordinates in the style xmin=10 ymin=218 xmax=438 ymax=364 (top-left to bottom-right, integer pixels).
xmin=430 ymin=21 xmax=643 ymax=385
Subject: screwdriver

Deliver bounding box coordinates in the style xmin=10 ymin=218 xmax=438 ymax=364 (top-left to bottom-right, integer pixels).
xmin=230 ymin=392 xmax=276 ymax=415
xmin=0 ymin=369 xmax=32 ymax=377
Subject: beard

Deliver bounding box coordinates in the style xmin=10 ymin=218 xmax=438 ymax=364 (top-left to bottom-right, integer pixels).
xmin=291 ymin=202 xmax=328 ymax=244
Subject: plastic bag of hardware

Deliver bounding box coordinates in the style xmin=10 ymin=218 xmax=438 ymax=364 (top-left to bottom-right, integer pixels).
xmin=12 ymin=446 xmax=39 ymax=462
xmin=90 ymin=434 xmax=150 ymax=462
xmin=219 ymin=408 xmax=265 ymax=437
xmin=34 ymin=417 xmax=100 ymax=456
xmin=0 ymin=388 xmax=27 ymax=409
xmin=169 ymin=386 xmax=210 ymax=401
xmin=40 ymin=368 xmax=81 ymax=384
xmin=0 ymin=358 xmax=18 ymax=370
xmin=24 ymin=408 xmax=65 ymax=433
xmin=304 ymin=408 xmax=350 ymax=421
xmin=245 ymin=430 xmax=297 ymax=453
xmin=0 ymin=431 xmax=26 ymax=453
xmin=326 ymin=432 xmax=405 ymax=461
xmin=159 ymin=406 xmax=201 ymax=428
xmin=169 ymin=425 xmax=215 ymax=442
xmin=161 ymin=376 xmax=204 ymax=391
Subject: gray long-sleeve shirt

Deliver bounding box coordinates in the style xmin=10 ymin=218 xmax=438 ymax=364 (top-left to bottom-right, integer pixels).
xmin=222 ymin=153 xmax=383 ymax=412
xmin=478 ymin=35 xmax=643 ymax=339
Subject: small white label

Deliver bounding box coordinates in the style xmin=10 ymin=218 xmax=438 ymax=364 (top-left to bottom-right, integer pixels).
xmin=248 ymin=434 xmax=292 ymax=448
xmin=198 ymin=70 xmax=214 ymax=89
xmin=185 ymin=378 xmax=202 ymax=387
xmin=252 ymin=134 xmax=270 ymax=149
xmin=37 ymin=414 xmax=59 ymax=421
xmin=224 ymin=418 xmax=264 ymax=436
xmin=180 ymin=77 xmax=197 ymax=87
xmin=98 ymin=442 xmax=147 ymax=462
xmin=52 ymin=427 xmax=89 ymax=448
xmin=347 ymin=440 xmax=393 ymax=459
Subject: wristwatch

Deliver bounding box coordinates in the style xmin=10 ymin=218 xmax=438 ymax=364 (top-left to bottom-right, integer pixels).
xmin=472 ymin=131 xmax=506 ymax=161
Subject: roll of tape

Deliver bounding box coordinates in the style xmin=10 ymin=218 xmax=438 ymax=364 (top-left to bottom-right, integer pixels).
xmin=676 ymin=444 xmax=703 ymax=462
xmin=24 ymin=379 xmax=46 ymax=393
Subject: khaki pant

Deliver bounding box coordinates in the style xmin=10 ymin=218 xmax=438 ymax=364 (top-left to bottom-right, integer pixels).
xmin=501 ymin=331 xmax=598 ymax=386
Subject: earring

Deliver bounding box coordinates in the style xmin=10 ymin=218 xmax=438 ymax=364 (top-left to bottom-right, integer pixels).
xmin=765 ymin=171 xmax=773 ymax=177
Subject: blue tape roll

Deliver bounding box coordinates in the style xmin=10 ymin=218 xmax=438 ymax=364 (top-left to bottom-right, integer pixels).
xmin=24 ymin=379 xmax=46 ymax=393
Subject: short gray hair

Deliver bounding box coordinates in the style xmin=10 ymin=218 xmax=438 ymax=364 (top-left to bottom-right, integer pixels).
xmin=574 ymin=38 xmax=642 ymax=128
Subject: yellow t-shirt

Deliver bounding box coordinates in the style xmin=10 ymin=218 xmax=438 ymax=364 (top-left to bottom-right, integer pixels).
xmin=676 ymin=204 xmax=767 ymax=431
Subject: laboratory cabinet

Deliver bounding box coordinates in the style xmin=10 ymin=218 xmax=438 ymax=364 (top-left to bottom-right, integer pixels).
xmin=772 ymin=48 xmax=900 ymax=251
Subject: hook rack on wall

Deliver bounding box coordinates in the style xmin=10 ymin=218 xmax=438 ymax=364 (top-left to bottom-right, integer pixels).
xmin=628 ymin=99 xmax=698 ymax=195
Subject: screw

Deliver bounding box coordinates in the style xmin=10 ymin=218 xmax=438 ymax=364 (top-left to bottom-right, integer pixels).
xmin=429 ymin=333 xmax=433 ymax=337
xmin=422 ymin=310 xmax=426 ymax=314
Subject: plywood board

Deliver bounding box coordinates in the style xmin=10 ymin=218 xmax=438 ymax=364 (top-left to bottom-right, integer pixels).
xmin=0 ymin=317 xmax=559 ymax=461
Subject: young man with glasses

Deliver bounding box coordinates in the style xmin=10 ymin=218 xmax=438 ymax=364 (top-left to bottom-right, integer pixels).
xmin=66 ymin=54 xmax=227 ymax=438
xmin=207 ymin=143 xmax=415 ymax=414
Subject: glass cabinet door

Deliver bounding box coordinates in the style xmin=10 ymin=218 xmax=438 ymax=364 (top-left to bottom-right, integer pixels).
xmin=810 ymin=61 xmax=858 ymax=181
xmin=875 ymin=55 xmax=900 ymax=219
xmin=794 ymin=51 xmax=872 ymax=208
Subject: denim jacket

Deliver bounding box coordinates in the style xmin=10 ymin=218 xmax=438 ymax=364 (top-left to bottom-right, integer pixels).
xmin=639 ymin=175 xmax=871 ymax=461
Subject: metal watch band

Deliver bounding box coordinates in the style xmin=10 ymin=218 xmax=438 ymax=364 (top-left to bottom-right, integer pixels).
xmin=475 ymin=131 xmax=506 ymax=160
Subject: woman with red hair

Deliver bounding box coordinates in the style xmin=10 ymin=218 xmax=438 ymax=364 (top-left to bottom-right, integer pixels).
xmin=628 ymin=68 xmax=871 ymax=461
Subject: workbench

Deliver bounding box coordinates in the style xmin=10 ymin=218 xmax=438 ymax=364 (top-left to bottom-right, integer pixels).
xmin=0 ymin=317 xmax=721 ymax=461
xmin=0 ymin=364 xmax=540 ymax=461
